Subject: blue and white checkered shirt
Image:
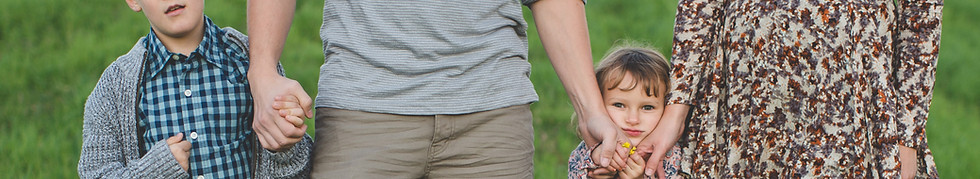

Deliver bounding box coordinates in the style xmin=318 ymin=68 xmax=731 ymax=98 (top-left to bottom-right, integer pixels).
xmin=137 ymin=16 xmax=253 ymax=178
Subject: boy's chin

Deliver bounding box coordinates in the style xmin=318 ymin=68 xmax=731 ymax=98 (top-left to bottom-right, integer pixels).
xmin=156 ymin=23 xmax=202 ymax=38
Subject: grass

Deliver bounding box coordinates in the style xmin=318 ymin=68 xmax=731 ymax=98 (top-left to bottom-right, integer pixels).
xmin=0 ymin=0 xmax=976 ymax=178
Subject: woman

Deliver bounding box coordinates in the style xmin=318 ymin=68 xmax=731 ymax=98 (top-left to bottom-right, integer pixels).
xmin=638 ymin=0 xmax=943 ymax=178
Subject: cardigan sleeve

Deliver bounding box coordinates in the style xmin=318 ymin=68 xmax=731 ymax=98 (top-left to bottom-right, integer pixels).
xmin=666 ymin=0 xmax=725 ymax=106
xmin=253 ymin=135 xmax=313 ymax=179
xmin=891 ymin=0 xmax=943 ymax=149
xmin=78 ymin=64 xmax=188 ymax=179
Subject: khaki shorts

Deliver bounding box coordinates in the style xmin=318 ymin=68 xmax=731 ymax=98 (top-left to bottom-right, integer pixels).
xmin=311 ymin=104 xmax=533 ymax=179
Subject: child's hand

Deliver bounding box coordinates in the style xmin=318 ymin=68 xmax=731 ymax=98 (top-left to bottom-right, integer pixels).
xmin=587 ymin=167 xmax=617 ymax=179
xmin=264 ymin=95 xmax=310 ymax=151
xmin=272 ymin=95 xmax=311 ymax=127
xmin=167 ymin=133 xmax=191 ymax=171
xmin=618 ymin=151 xmax=646 ymax=179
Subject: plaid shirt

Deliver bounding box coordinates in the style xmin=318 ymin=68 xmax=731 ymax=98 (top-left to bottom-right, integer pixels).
xmin=137 ymin=16 xmax=253 ymax=178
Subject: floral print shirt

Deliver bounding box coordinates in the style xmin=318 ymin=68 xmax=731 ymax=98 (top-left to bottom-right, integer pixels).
xmin=568 ymin=141 xmax=685 ymax=179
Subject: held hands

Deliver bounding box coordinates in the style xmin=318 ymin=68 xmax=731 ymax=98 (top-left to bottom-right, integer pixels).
xmin=266 ymin=94 xmax=311 ymax=151
xmin=619 ymin=151 xmax=647 ymax=179
xmin=248 ymin=71 xmax=312 ymax=152
xmin=580 ymin=112 xmax=631 ymax=170
xmin=273 ymin=95 xmax=308 ymax=128
xmin=589 ymin=142 xmax=649 ymax=179
xmin=167 ymin=133 xmax=191 ymax=171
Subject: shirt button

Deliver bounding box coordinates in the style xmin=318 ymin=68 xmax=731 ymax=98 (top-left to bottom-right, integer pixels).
xmin=184 ymin=89 xmax=192 ymax=97
xmin=189 ymin=132 xmax=198 ymax=140
xmin=173 ymin=54 xmax=181 ymax=60
xmin=196 ymin=175 xmax=204 ymax=179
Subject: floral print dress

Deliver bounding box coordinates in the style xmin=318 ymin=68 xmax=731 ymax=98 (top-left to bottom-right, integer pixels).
xmin=665 ymin=0 xmax=943 ymax=178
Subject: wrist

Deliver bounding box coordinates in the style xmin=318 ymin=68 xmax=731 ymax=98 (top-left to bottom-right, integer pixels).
xmin=248 ymin=65 xmax=278 ymax=75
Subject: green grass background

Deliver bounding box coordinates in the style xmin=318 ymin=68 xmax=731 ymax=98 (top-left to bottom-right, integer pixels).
xmin=1 ymin=0 xmax=976 ymax=178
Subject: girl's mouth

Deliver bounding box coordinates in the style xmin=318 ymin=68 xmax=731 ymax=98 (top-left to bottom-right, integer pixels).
xmin=623 ymin=128 xmax=645 ymax=137
xmin=165 ymin=4 xmax=185 ymax=16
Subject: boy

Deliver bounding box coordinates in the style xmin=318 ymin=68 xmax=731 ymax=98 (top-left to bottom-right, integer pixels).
xmin=77 ymin=0 xmax=311 ymax=178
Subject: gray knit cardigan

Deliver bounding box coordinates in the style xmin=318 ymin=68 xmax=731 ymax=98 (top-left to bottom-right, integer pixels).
xmin=78 ymin=28 xmax=311 ymax=179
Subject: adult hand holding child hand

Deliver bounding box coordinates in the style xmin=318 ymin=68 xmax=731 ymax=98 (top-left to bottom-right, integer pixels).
xmin=269 ymin=94 xmax=312 ymax=150
xmin=580 ymin=112 xmax=631 ymax=170
xmin=249 ymin=71 xmax=311 ymax=152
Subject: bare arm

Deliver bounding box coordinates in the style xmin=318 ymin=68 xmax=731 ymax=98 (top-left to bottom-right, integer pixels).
xmin=247 ymin=0 xmax=311 ymax=151
xmin=529 ymin=0 xmax=630 ymax=169
xmin=247 ymin=0 xmax=294 ymax=74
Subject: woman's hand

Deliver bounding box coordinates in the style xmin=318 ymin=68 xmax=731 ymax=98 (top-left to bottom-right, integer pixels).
xmin=636 ymin=104 xmax=689 ymax=178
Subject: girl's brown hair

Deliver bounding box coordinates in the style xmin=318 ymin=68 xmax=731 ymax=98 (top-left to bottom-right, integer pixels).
xmin=570 ymin=42 xmax=671 ymax=139
xmin=595 ymin=42 xmax=671 ymax=97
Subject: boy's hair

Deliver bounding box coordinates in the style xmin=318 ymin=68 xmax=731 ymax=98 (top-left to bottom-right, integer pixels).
xmin=595 ymin=42 xmax=671 ymax=97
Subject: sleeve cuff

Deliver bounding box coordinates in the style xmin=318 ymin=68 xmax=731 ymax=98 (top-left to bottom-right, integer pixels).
xmin=256 ymin=135 xmax=312 ymax=178
xmin=140 ymin=140 xmax=189 ymax=178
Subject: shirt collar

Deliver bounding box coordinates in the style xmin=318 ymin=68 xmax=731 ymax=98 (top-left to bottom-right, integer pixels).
xmin=142 ymin=16 xmax=227 ymax=79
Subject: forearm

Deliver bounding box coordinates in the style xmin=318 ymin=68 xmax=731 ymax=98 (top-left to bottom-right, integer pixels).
xmin=529 ymin=0 xmax=605 ymax=145
xmin=247 ymin=0 xmax=296 ymax=75
xmin=893 ymin=0 xmax=943 ymax=148
xmin=657 ymin=104 xmax=690 ymax=140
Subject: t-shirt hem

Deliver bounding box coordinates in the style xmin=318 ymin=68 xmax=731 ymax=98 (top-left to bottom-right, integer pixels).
xmin=314 ymin=96 xmax=538 ymax=115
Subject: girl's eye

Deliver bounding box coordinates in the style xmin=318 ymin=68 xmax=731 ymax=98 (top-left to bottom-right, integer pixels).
xmin=642 ymin=105 xmax=655 ymax=110
xmin=612 ymin=103 xmax=625 ymax=108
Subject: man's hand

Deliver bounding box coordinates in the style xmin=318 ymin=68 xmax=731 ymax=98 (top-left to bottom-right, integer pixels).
xmin=636 ymin=104 xmax=689 ymax=178
xmin=273 ymin=94 xmax=310 ymax=127
xmin=167 ymin=133 xmax=191 ymax=171
xmin=581 ymin=112 xmax=631 ymax=170
xmin=266 ymin=94 xmax=311 ymax=150
xmin=249 ymin=71 xmax=311 ymax=152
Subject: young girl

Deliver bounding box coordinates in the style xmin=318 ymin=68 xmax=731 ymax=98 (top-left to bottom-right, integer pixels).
xmin=568 ymin=43 xmax=683 ymax=179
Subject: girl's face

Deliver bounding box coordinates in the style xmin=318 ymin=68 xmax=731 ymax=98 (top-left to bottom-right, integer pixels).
xmin=602 ymin=73 xmax=666 ymax=144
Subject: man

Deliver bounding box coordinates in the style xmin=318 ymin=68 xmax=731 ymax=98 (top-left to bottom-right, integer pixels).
xmin=246 ymin=0 xmax=630 ymax=178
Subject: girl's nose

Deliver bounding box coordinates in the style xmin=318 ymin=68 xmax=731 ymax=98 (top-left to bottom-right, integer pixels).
xmin=625 ymin=110 xmax=640 ymax=125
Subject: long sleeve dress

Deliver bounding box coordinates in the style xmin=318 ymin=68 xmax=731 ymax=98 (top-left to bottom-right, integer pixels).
xmin=666 ymin=0 xmax=942 ymax=178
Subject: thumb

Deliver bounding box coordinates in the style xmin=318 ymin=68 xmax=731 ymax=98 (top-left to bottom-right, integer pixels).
xmin=644 ymin=147 xmax=667 ymax=177
xmin=167 ymin=133 xmax=184 ymax=144
xmin=592 ymin=136 xmax=618 ymax=168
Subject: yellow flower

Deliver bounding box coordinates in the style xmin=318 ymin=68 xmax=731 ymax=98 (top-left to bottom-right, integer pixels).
xmin=622 ymin=142 xmax=636 ymax=155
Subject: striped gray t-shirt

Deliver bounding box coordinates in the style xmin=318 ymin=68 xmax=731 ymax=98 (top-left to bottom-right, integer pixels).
xmin=315 ymin=0 xmax=545 ymax=115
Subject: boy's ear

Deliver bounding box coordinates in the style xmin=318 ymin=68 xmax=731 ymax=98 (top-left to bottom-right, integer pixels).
xmin=125 ymin=0 xmax=142 ymax=12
